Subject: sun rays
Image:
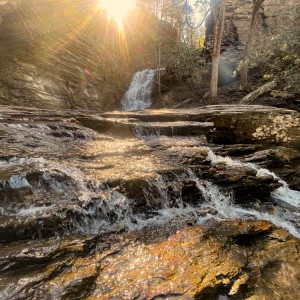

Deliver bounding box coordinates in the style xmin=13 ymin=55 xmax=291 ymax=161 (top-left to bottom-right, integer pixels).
xmin=98 ymin=0 xmax=136 ymax=27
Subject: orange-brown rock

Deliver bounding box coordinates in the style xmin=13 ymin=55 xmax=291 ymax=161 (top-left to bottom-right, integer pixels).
xmin=1 ymin=220 xmax=299 ymax=299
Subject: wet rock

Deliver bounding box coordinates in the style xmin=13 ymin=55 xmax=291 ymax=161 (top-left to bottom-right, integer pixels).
xmin=34 ymin=257 xmax=98 ymax=300
xmin=1 ymin=221 xmax=296 ymax=300
xmin=243 ymin=147 xmax=300 ymax=190
xmin=210 ymin=108 xmax=300 ymax=150
xmin=179 ymin=179 xmax=205 ymax=205
xmin=0 ymin=235 xmax=97 ymax=272
xmin=213 ymin=144 xmax=263 ymax=158
xmin=104 ymin=105 xmax=300 ymax=150
xmin=0 ymin=105 xmax=300 ymax=299
xmin=76 ymin=116 xmax=137 ymax=138
xmin=0 ymin=105 xmax=299 ymax=243
xmin=192 ymin=163 xmax=281 ymax=203
xmin=136 ymin=121 xmax=214 ymax=137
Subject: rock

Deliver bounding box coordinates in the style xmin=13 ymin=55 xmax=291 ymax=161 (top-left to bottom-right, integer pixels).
xmin=242 ymin=147 xmax=300 ymax=190
xmin=0 ymin=239 xmax=98 ymax=300
xmin=252 ymin=96 xmax=300 ymax=113
xmin=208 ymin=106 xmax=300 ymax=150
xmin=0 ymin=235 xmax=97 ymax=272
xmin=136 ymin=121 xmax=214 ymax=137
xmin=207 ymin=0 xmax=300 ymax=62
xmin=105 ymin=105 xmax=300 ymax=149
xmin=0 ymin=105 xmax=300 ymax=299
xmin=199 ymin=164 xmax=282 ymax=203
xmin=1 ymin=220 xmax=297 ymax=300
xmin=0 ymin=105 xmax=299 ymax=242
xmin=34 ymin=257 xmax=99 ymax=300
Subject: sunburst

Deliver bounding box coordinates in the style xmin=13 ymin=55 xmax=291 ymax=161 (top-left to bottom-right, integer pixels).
xmin=98 ymin=0 xmax=136 ymax=27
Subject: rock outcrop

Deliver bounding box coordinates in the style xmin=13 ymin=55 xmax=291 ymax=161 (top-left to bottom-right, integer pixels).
xmin=0 ymin=0 xmax=114 ymax=109
xmin=0 ymin=220 xmax=299 ymax=300
xmin=0 ymin=104 xmax=299 ymax=299
xmin=205 ymin=0 xmax=300 ymax=61
xmin=224 ymin=0 xmax=300 ymax=51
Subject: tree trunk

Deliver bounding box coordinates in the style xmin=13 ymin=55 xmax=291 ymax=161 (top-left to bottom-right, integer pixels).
xmin=210 ymin=0 xmax=227 ymax=104
xmin=240 ymin=80 xmax=277 ymax=104
xmin=239 ymin=0 xmax=265 ymax=90
xmin=156 ymin=0 xmax=163 ymax=100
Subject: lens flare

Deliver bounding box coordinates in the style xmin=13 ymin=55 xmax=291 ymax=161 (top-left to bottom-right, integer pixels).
xmin=98 ymin=0 xmax=136 ymax=27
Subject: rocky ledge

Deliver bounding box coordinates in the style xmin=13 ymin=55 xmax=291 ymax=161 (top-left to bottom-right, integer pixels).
xmin=0 ymin=104 xmax=299 ymax=299
xmin=0 ymin=220 xmax=299 ymax=300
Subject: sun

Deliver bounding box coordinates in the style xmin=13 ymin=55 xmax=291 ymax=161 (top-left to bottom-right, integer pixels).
xmin=98 ymin=0 xmax=136 ymax=27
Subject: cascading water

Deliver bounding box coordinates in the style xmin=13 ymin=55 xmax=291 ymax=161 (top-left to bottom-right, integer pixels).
xmin=206 ymin=149 xmax=300 ymax=208
xmin=2 ymin=106 xmax=300 ymax=300
xmin=2 ymin=135 xmax=300 ymax=240
xmin=1 ymin=108 xmax=300 ymax=242
xmin=122 ymin=69 xmax=156 ymax=111
xmin=128 ymin=133 xmax=300 ymax=238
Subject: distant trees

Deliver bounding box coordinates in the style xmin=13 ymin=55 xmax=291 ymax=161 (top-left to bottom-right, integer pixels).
xmin=137 ymin=0 xmax=186 ymax=41
xmin=137 ymin=0 xmax=186 ymax=98
xmin=137 ymin=0 xmax=228 ymax=104
xmin=180 ymin=0 xmax=228 ymax=104
xmin=164 ymin=0 xmax=227 ymax=104
xmin=167 ymin=44 xmax=206 ymax=81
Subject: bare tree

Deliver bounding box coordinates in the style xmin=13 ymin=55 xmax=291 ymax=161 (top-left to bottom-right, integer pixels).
xmin=210 ymin=0 xmax=227 ymax=104
xmin=239 ymin=0 xmax=265 ymax=90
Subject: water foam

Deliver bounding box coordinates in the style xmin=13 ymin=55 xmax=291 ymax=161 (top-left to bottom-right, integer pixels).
xmin=207 ymin=149 xmax=300 ymax=208
xmin=70 ymin=143 xmax=300 ymax=238
xmin=2 ymin=150 xmax=300 ymax=238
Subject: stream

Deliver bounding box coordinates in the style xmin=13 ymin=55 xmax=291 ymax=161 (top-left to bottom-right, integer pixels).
xmin=0 ymin=103 xmax=300 ymax=299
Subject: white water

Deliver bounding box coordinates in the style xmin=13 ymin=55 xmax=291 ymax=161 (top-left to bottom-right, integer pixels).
xmin=200 ymin=150 xmax=300 ymax=237
xmin=190 ymin=172 xmax=300 ymax=238
xmin=206 ymin=149 xmax=300 ymax=208
xmin=2 ymin=150 xmax=300 ymax=238
xmin=122 ymin=69 xmax=156 ymax=111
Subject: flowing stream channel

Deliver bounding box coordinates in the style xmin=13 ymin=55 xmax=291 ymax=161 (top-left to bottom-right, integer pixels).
xmin=120 ymin=69 xmax=300 ymax=238
xmin=1 ymin=100 xmax=300 ymax=299
xmin=1 ymin=130 xmax=299 ymax=239
xmin=0 ymin=73 xmax=300 ymax=243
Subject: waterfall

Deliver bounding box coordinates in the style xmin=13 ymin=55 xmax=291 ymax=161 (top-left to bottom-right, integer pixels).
xmin=122 ymin=69 xmax=156 ymax=111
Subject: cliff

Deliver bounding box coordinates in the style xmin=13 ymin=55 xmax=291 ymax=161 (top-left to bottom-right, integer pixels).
xmin=219 ymin=0 xmax=299 ymax=56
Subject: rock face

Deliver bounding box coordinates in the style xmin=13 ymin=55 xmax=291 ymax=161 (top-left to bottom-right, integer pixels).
xmin=105 ymin=105 xmax=300 ymax=149
xmin=0 ymin=104 xmax=299 ymax=299
xmin=88 ymin=221 xmax=300 ymax=300
xmin=0 ymin=221 xmax=299 ymax=300
xmin=0 ymin=0 xmax=112 ymax=109
xmin=217 ymin=0 xmax=300 ymax=56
